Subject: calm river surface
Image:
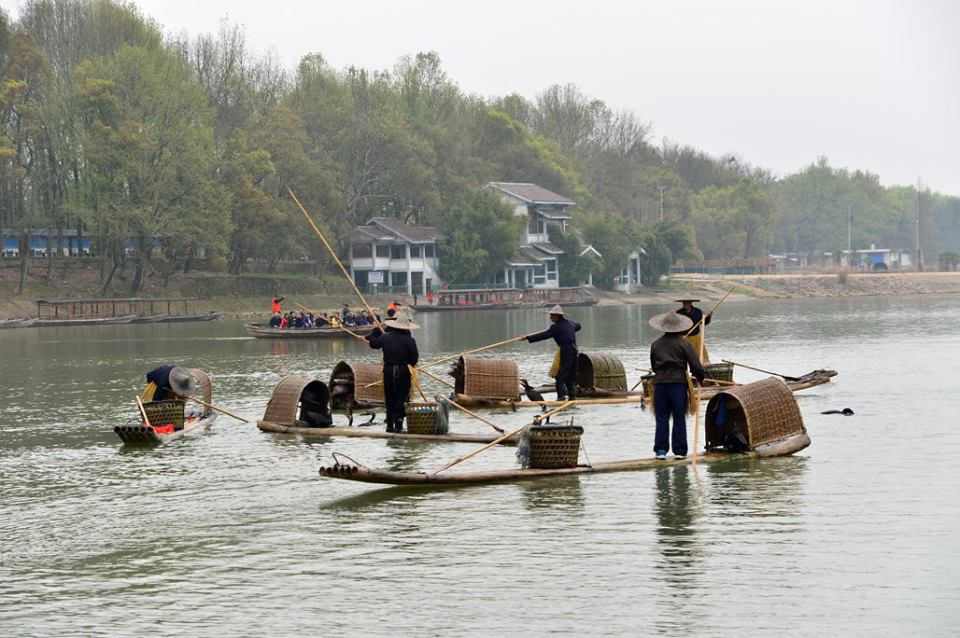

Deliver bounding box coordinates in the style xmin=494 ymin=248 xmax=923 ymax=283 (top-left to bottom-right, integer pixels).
xmin=2 ymin=296 xmax=958 ymax=637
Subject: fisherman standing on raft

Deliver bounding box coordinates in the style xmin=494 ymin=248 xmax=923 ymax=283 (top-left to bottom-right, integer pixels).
xmin=676 ymin=297 xmax=712 ymax=363
xmin=366 ymin=310 xmax=420 ymax=433
xmin=649 ymin=311 xmax=705 ymax=460
xmin=523 ymin=305 xmax=581 ymax=401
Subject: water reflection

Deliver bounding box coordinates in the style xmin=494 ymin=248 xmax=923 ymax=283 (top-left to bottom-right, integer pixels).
xmin=519 ymin=475 xmax=585 ymax=515
xmin=653 ymin=465 xmax=699 ymax=570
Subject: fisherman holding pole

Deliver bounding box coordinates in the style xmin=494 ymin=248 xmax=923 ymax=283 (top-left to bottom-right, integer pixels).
xmin=648 ymin=311 xmax=705 ymax=460
xmin=522 ymin=305 xmax=581 ymax=401
xmin=365 ymin=310 xmax=420 ymax=433
xmin=676 ymin=297 xmax=712 ymax=363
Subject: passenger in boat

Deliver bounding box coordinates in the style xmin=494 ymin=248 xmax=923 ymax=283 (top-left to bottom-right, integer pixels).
xmin=268 ymin=312 xmax=282 ymax=328
xmin=649 ymin=311 xmax=705 ymax=460
xmin=366 ymin=310 xmax=420 ymax=433
xmin=142 ymin=365 xmax=196 ymax=402
xmin=676 ymin=298 xmax=712 ymax=363
xmin=279 ymin=313 xmax=289 ymax=330
xmin=523 ymin=305 xmax=581 ymax=401
xmin=271 ymin=296 xmax=285 ymax=314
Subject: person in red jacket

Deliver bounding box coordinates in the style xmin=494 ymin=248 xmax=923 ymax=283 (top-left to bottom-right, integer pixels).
xmin=271 ymin=296 xmax=285 ymax=314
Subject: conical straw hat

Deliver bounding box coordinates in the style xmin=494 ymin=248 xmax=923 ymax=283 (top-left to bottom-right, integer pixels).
xmin=546 ymin=304 xmax=565 ymax=315
xmin=168 ymin=366 xmax=197 ymax=396
xmin=648 ymin=311 xmax=694 ymax=333
xmin=387 ymin=309 xmax=420 ymax=331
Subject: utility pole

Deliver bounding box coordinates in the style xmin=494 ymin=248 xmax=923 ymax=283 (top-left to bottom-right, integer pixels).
xmin=916 ymin=178 xmax=923 ymax=271
xmin=847 ymin=204 xmax=852 ymax=252
xmin=658 ymin=184 xmax=666 ymax=222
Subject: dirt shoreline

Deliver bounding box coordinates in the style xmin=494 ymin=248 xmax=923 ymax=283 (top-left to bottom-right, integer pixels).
xmin=2 ymin=271 xmax=959 ymax=319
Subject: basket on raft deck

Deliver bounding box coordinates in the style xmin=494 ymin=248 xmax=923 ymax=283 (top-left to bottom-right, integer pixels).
xmin=452 ymin=356 xmax=520 ymax=401
xmin=142 ymin=399 xmax=186 ymax=429
xmin=576 ymin=352 xmax=627 ymax=391
xmin=705 ymin=377 xmax=808 ymax=452
xmin=329 ymin=360 xmax=389 ymax=409
xmin=405 ymin=402 xmax=439 ymax=434
xmin=262 ymin=375 xmax=332 ymax=427
xmin=704 ymin=362 xmax=734 ymax=383
xmin=524 ymin=424 xmax=583 ymax=468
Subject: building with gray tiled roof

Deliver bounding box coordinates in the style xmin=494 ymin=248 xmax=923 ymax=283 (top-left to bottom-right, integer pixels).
xmin=347 ymin=218 xmax=445 ymax=295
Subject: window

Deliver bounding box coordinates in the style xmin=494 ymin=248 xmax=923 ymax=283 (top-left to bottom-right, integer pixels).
xmin=534 ymin=264 xmax=546 ymax=284
xmin=391 ymin=244 xmax=406 ymax=260
xmin=391 ymin=271 xmax=407 ymax=287
xmin=352 ymin=243 xmax=372 ymax=258
xmin=375 ymin=244 xmax=390 ymax=258
xmin=546 ymin=258 xmax=557 ymax=280
xmin=424 ymin=244 xmax=435 ymax=258
xmin=409 ymin=245 xmax=422 ymax=258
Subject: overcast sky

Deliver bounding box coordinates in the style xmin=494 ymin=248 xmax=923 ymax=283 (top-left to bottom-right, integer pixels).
xmin=7 ymin=0 xmax=959 ymax=195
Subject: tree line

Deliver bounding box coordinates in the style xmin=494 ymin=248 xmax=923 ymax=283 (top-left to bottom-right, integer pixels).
xmin=1 ymin=0 xmax=957 ymax=295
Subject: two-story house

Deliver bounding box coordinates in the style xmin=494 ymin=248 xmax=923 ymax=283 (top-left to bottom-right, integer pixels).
xmin=348 ymin=217 xmax=445 ymax=295
xmin=485 ymin=182 xmax=574 ymax=289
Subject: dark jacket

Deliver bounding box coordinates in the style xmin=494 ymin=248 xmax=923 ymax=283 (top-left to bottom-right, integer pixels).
xmin=526 ymin=317 xmax=581 ymax=350
xmin=366 ymin=327 xmax=419 ymax=368
xmin=650 ymin=333 xmax=705 ymax=384
xmin=145 ymin=364 xmax=176 ymax=400
xmin=677 ymin=305 xmax=710 ymax=336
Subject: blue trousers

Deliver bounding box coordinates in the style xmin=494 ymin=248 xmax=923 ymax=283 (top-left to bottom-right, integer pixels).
xmin=653 ymin=382 xmax=688 ymax=456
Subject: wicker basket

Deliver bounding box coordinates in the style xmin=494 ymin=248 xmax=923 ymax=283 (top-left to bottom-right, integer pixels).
xmin=262 ymin=375 xmax=330 ymax=425
xmin=577 ymin=353 xmax=627 ymax=391
xmin=329 ymin=361 xmax=389 ymax=407
xmin=454 ymin=356 xmax=520 ymax=400
xmin=528 ymin=425 xmax=583 ymax=468
xmin=704 ymin=362 xmax=734 ymax=383
xmin=187 ymin=368 xmax=213 ymax=416
xmin=142 ymin=400 xmax=185 ymax=430
xmin=704 ymin=377 xmax=806 ymax=451
xmin=405 ymin=402 xmax=439 ymax=434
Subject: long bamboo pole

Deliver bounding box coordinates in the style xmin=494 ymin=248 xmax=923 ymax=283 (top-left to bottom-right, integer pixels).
xmin=430 ymin=400 xmax=575 ymax=475
xmin=683 ymin=286 xmax=735 ymax=336
xmin=414 ymin=365 xmax=456 ymax=389
xmin=691 ymin=318 xmax=707 ymax=466
xmin=721 ymin=359 xmax=799 ymax=382
xmin=444 ymin=399 xmax=505 ymax=433
xmin=183 ymin=395 xmax=250 ymax=424
xmin=287 ymin=187 xmax=383 ymax=329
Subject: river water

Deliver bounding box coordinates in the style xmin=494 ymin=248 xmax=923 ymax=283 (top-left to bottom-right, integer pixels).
xmin=1 ymin=296 xmax=958 ymax=637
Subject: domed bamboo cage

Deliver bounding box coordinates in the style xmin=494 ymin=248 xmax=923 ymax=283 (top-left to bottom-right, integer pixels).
xmin=261 ymin=375 xmax=331 ymax=427
xmin=576 ymin=353 xmax=627 ymax=392
xmin=187 ymin=368 xmax=213 ymax=416
xmin=452 ymin=356 xmax=520 ymax=401
xmin=705 ymin=377 xmax=807 ymax=452
xmin=329 ymin=361 xmax=389 ymax=409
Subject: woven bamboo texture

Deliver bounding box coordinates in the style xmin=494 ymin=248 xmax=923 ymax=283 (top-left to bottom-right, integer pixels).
xmin=187 ymin=368 xmax=213 ymax=415
xmin=576 ymin=353 xmax=627 ymax=391
xmin=455 ymin=356 xmax=520 ymax=401
xmin=641 ymin=374 xmax=656 ymax=398
xmin=329 ymin=361 xmax=388 ymax=405
xmin=704 ymin=377 xmax=806 ymax=449
xmin=262 ymin=375 xmax=330 ymax=425
xmin=405 ymin=402 xmax=439 ymax=434
xmin=704 ymin=362 xmax=734 ymax=383
xmin=143 ymin=399 xmax=185 ymax=429
xmin=528 ymin=425 xmax=583 ymax=468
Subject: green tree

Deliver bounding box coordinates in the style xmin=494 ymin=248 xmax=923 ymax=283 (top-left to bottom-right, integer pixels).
xmin=436 ymin=191 xmax=521 ymax=284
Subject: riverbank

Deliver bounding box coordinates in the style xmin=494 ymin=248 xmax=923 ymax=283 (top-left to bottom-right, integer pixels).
xmin=2 ymin=265 xmax=958 ymax=319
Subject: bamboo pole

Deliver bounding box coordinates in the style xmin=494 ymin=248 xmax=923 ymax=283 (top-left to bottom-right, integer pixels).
xmin=444 ymin=398 xmax=505 ymax=433
xmin=409 ymin=365 xmax=428 ymax=402
xmin=721 ymin=359 xmax=799 ymax=381
xmin=430 ymin=401 xmax=575 ymax=475
xmin=414 ymin=365 xmax=456 ymax=389
xmin=291 ymin=301 xmax=370 ymax=343
xmin=183 ymin=395 xmax=250 ymax=424
xmin=287 ymin=187 xmax=383 ymax=329
xmin=135 ymin=396 xmax=152 ymax=427
xmin=683 ymin=287 xmax=735 ymax=336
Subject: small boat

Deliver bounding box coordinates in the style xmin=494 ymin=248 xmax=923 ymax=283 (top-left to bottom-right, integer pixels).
xmin=0 ymin=318 xmax=37 ymax=328
xmin=34 ymin=314 xmax=137 ymax=327
xmin=244 ymin=323 xmax=377 ymax=339
xmin=155 ymin=311 xmax=223 ymax=323
xmin=115 ymin=412 xmax=218 ymax=445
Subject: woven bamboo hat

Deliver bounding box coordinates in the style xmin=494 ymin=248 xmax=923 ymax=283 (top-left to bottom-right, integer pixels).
xmin=675 ymin=298 xmax=701 ymax=303
xmin=168 ymin=366 xmax=197 ymax=396
xmin=649 ymin=311 xmax=694 ymax=333
xmin=387 ymin=309 xmax=420 ymax=331
xmin=546 ymin=304 xmax=565 ymax=316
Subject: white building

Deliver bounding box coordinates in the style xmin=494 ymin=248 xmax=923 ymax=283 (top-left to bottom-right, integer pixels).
xmin=840 ymin=245 xmax=913 ymax=270
xmin=614 ymin=248 xmax=646 ymax=293
xmin=348 ymin=217 xmax=445 ymax=295
xmin=485 ymin=182 xmax=575 ymax=289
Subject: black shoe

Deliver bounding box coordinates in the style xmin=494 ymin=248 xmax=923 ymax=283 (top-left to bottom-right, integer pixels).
xmin=385 ymin=424 xmax=395 ymax=433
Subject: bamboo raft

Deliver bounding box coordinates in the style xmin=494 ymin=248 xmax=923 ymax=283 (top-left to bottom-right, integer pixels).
xmin=319 ymin=377 xmax=812 ymax=487
xmin=114 ymin=369 xmax=216 ymax=446
xmin=244 ymin=323 xmax=377 ymax=339
xmin=319 ymin=434 xmax=809 ymax=486
xmin=257 ymin=420 xmax=517 ymax=445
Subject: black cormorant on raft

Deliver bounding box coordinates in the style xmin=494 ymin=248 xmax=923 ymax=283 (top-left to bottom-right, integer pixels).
xmin=319 ymin=378 xmax=811 ymax=487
